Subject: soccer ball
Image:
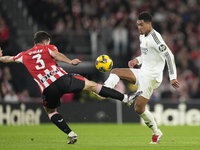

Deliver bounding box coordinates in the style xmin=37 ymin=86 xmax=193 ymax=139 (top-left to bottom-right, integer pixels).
xmin=95 ymin=55 xmax=113 ymax=72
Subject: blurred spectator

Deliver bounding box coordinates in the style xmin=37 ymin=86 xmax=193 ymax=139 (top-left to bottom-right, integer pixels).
xmin=4 ymin=89 xmax=18 ymax=103
xmin=153 ymin=7 xmax=167 ymax=23
xmin=54 ymin=17 xmax=66 ymax=33
xmin=115 ymin=5 xmax=127 ymax=21
xmin=101 ymin=18 xmax=113 ymax=55
xmin=18 ymin=89 xmax=31 ymax=102
xmin=0 ymin=13 xmax=9 ymax=49
xmin=72 ymin=0 xmax=82 ymax=18
xmin=129 ymin=6 xmax=137 ymax=22
xmin=90 ymin=18 xmax=101 ymax=58
xmin=0 ymin=67 xmax=13 ymax=98
xmin=159 ymin=76 xmax=174 ymax=100
xmin=0 ymin=81 xmax=12 ymax=98
xmin=190 ymin=78 xmax=200 ymax=99
xmin=65 ymin=13 xmax=74 ymax=31
xmin=81 ymin=15 xmax=91 ymax=30
xmin=112 ymin=21 xmax=128 ymax=57
xmin=18 ymin=0 xmax=200 ymax=100
xmin=83 ymin=0 xmax=97 ymax=17
xmin=161 ymin=86 xmax=172 ymax=99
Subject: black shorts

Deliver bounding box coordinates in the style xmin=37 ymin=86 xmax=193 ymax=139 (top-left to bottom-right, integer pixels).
xmin=42 ymin=73 xmax=85 ymax=109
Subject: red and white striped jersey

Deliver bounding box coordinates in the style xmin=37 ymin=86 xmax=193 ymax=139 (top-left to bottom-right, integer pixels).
xmin=13 ymin=45 xmax=67 ymax=93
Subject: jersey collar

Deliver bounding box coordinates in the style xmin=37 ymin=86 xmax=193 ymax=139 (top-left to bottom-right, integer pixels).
xmin=146 ymin=29 xmax=154 ymax=37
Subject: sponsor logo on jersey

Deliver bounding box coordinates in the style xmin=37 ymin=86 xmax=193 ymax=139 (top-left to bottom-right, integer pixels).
xmin=141 ymin=47 xmax=148 ymax=55
xmin=159 ymin=44 xmax=166 ymax=52
xmin=40 ymin=68 xmax=60 ymax=83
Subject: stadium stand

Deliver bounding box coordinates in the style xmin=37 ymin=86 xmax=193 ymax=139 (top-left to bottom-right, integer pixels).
xmin=0 ymin=0 xmax=200 ymax=101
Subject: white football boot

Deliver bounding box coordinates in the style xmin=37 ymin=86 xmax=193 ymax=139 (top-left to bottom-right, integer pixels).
xmin=123 ymin=91 xmax=142 ymax=106
xmin=150 ymin=129 xmax=163 ymax=144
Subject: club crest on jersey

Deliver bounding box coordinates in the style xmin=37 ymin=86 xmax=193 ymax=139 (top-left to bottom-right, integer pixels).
xmin=145 ymin=41 xmax=148 ymax=46
xmin=159 ymin=44 xmax=166 ymax=52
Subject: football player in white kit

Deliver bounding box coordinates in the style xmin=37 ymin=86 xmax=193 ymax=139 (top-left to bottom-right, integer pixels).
xmin=104 ymin=12 xmax=180 ymax=143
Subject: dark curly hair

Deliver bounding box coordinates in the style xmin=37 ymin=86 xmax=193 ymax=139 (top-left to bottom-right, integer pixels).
xmin=137 ymin=12 xmax=152 ymax=23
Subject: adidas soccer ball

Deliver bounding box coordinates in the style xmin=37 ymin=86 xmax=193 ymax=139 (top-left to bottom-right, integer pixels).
xmin=95 ymin=55 xmax=113 ymax=72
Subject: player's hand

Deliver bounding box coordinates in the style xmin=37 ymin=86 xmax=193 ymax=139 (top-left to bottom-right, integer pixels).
xmin=128 ymin=59 xmax=138 ymax=68
xmin=171 ymin=79 xmax=180 ymax=89
xmin=71 ymin=59 xmax=81 ymax=66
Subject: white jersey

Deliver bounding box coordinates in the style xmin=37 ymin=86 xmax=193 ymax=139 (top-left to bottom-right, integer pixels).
xmin=136 ymin=29 xmax=177 ymax=82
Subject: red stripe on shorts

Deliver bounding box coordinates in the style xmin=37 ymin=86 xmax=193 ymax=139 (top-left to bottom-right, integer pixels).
xmin=43 ymin=100 xmax=47 ymax=107
xmin=74 ymin=75 xmax=85 ymax=81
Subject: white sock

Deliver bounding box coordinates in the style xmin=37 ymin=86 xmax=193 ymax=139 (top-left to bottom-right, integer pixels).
xmin=122 ymin=94 xmax=128 ymax=102
xmin=104 ymin=73 xmax=120 ymax=88
xmin=139 ymin=109 xmax=158 ymax=134
xmin=68 ymin=131 xmax=75 ymax=136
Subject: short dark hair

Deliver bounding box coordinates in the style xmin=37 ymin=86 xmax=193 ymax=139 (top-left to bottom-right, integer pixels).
xmin=137 ymin=12 xmax=152 ymax=22
xmin=34 ymin=31 xmax=51 ymax=44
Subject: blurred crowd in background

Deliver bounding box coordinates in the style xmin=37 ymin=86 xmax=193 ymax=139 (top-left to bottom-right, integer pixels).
xmin=1 ymin=0 xmax=200 ymax=102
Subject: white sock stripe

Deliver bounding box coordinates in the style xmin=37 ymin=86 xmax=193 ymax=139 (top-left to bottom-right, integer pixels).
xmin=48 ymin=111 xmax=58 ymax=119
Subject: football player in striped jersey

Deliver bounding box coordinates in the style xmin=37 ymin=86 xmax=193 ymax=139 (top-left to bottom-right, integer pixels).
xmin=0 ymin=31 xmax=140 ymax=144
xmin=104 ymin=12 xmax=180 ymax=144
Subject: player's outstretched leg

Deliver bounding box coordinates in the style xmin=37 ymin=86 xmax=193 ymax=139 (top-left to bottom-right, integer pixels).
xmin=92 ymin=84 xmax=142 ymax=106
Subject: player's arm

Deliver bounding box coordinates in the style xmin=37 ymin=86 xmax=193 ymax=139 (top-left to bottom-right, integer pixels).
xmin=50 ymin=50 xmax=81 ymax=66
xmin=128 ymin=57 xmax=142 ymax=68
xmin=155 ymin=38 xmax=180 ymax=89
xmin=0 ymin=49 xmax=15 ymax=63
xmin=163 ymin=48 xmax=180 ymax=89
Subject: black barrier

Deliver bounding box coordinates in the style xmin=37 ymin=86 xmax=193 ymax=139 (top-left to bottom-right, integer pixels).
xmin=0 ymin=101 xmax=200 ymax=125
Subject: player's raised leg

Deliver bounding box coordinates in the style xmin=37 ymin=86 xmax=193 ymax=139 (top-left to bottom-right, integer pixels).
xmin=104 ymin=68 xmax=137 ymax=88
xmin=103 ymin=68 xmax=141 ymax=105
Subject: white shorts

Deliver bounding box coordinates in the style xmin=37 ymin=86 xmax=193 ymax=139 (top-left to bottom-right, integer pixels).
xmin=130 ymin=69 xmax=161 ymax=99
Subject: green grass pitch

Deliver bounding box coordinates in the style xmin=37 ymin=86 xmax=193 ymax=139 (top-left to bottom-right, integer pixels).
xmin=0 ymin=123 xmax=199 ymax=150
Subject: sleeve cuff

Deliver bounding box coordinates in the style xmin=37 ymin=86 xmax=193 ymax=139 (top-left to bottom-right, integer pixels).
xmin=136 ymin=56 xmax=142 ymax=65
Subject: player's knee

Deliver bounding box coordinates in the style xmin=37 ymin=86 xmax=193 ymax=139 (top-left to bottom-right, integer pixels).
xmin=48 ymin=110 xmax=58 ymax=119
xmin=134 ymin=105 xmax=139 ymax=114
xmin=110 ymin=68 xmax=120 ymax=75
xmin=134 ymin=104 xmax=145 ymax=115
xmin=44 ymin=107 xmax=56 ymax=115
